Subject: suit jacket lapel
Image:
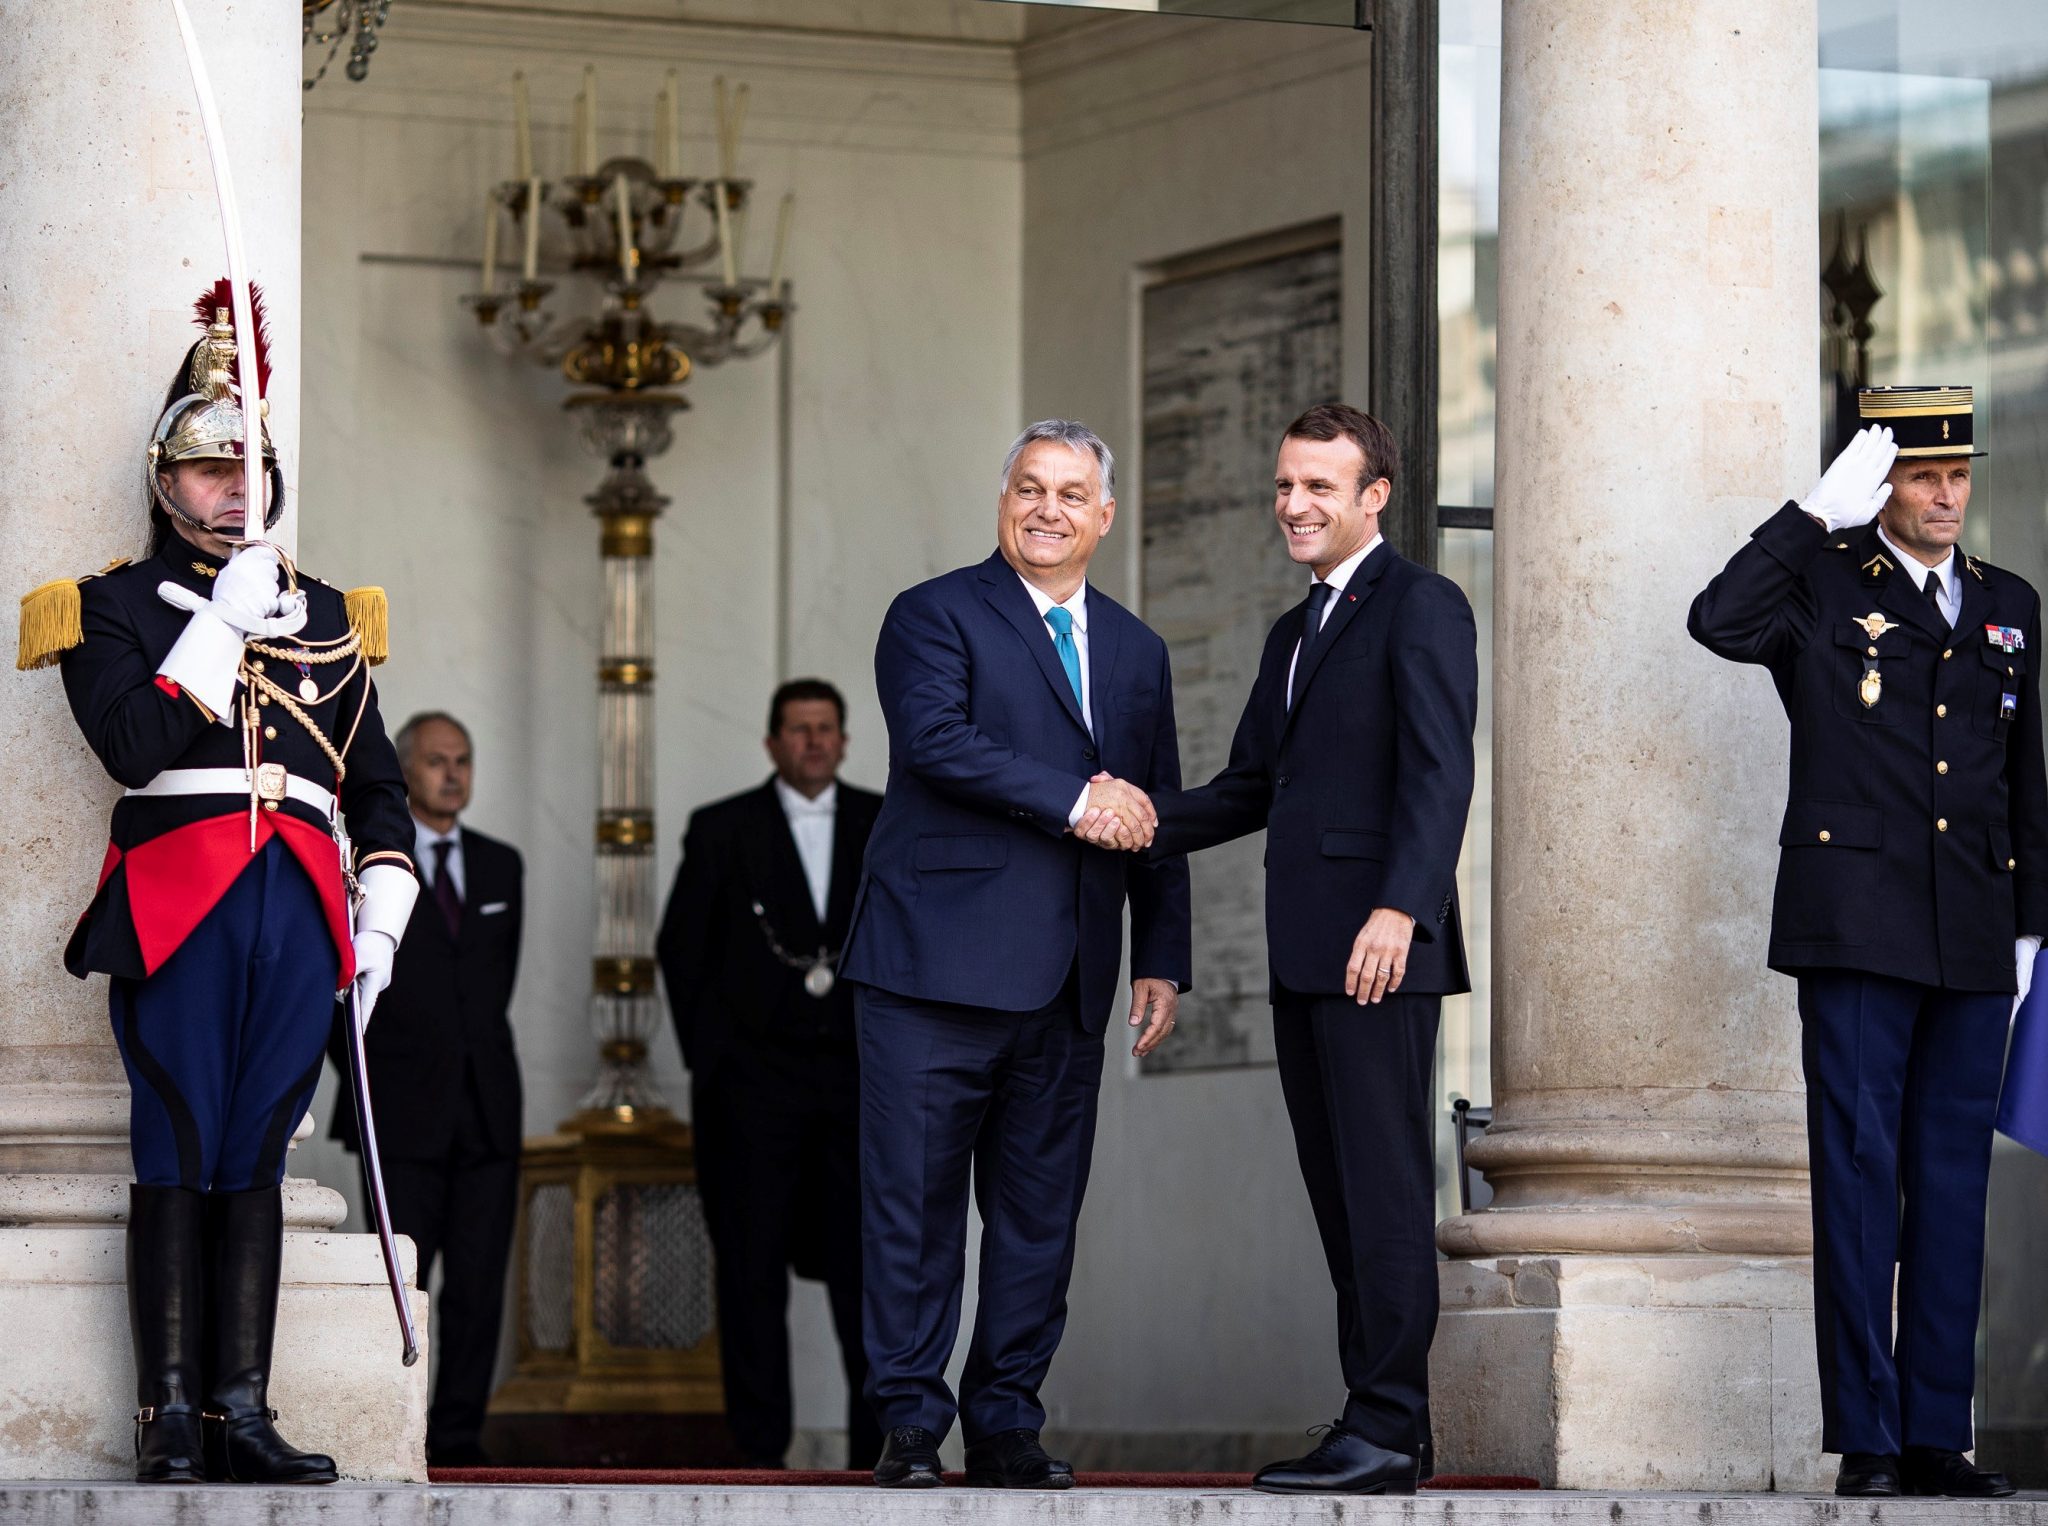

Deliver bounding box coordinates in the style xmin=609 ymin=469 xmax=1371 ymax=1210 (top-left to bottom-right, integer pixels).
xmin=979 ymin=554 xmax=1090 ymax=737
xmin=1087 ymin=597 xmax=1121 ymax=746
xmin=1857 ymin=531 xmax=1946 ymax=643
xmin=1281 ymin=540 xmax=1394 ymax=741
xmin=757 ymin=781 xmax=825 ymax=942
xmin=1957 ymin=554 xmax=1994 ymax=654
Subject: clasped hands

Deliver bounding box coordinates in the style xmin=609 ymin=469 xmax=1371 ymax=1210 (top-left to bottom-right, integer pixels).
xmin=1073 ymin=772 xmax=1156 ymax=851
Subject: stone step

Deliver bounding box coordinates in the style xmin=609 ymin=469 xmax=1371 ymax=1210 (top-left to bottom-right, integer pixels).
xmin=0 ymin=1486 xmax=2041 ymax=1525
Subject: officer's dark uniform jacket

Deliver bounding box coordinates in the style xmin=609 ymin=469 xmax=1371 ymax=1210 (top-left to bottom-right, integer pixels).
xmin=56 ymin=539 xmax=414 ymax=984
xmin=1688 ymin=501 xmax=2048 ymax=991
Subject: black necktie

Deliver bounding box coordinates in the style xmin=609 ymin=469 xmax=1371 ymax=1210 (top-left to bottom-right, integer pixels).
xmin=1290 ymin=582 xmax=1337 ymax=708
xmin=1924 ymin=570 xmax=1945 ymax=624
xmin=433 ymin=839 xmax=462 ymax=937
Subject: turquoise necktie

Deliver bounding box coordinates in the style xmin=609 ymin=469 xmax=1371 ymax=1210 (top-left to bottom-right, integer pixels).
xmin=1044 ymin=605 xmax=1084 ymax=709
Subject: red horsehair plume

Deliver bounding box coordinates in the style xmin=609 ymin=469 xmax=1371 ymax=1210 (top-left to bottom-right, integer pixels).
xmin=191 ymin=278 xmax=272 ymax=397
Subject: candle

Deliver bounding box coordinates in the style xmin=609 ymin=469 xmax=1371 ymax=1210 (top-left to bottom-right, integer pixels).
xmin=513 ymin=72 xmax=533 ymax=181
xmin=522 ymin=177 xmax=542 ymax=282
xmin=582 ymin=65 xmax=599 ymax=175
xmin=614 ymin=173 xmax=634 ymax=283
xmin=573 ymin=88 xmax=589 ymax=177
xmin=714 ymin=77 xmax=732 ymax=181
xmin=729 ymin=81 xmax=751 ymax=170
xmin=715 ymin=182 xmax=737 ymax=288
xmin=482 ymin=193 xmax=500 ymax=294
xmin=665 ymin=69 xmax=681 ymax=181
xmin=654 ymin=75 xmax=673 ymax=180
xmin=767 ymin=193 xmax=794 ymax=299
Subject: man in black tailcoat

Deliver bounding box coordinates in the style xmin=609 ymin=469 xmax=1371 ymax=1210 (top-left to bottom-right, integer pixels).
xmin=657 ymin=679 xmax=883 ymax=1469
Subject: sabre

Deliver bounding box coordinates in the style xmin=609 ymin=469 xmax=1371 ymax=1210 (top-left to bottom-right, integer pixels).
xmin=168 ymin=1 xmax=418 ymax=1366
xmin=167 ymin=0 xmax=268 ymax=550
xmin=344 ymin=981 xmax=422 ymax=1367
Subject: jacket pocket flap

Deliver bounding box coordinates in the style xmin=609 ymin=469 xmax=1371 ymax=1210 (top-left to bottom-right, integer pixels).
xmin=1980 ymin=639 xmax=2028 ymax=676
xmin=1779 ymin=801 xmax=1882 ymax=849
xmin=1319 ymin=827 xmax=1390 ymax=860
xmin=1993 ymin=822 xmax=2015 ymax=872
xmin=914 ymin=834 xmax=1009 ymax=871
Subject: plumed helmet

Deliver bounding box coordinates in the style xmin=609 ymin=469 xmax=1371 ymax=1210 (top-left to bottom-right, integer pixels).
xmin=146 ymin=279 xmax=285 ymax=535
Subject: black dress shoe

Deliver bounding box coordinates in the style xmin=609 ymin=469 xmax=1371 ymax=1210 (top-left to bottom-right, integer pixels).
xmin=1255 ymin=1425 xmax=1418 ymax=1495
xmin=874 ymin=1426 xmax=943 ymax=1488
xmin=1418 ymin=1436 xmax=1435 ymax=1484
xmin=965 ymin=1429 xmax=1074 ymax=1489
xmin=1835 ymin=1452 xmax=1902 ymax=1497
xmin=1902 ymin=1447 xmax=2017 ymax=1498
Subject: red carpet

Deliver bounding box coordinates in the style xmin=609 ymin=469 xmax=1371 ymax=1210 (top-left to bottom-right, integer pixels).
xmin=430 ymin=1467 xmax=1540 ymax=1489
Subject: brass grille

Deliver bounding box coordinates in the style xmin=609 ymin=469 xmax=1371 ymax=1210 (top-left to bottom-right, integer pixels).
xmin=592 ymin=1181 xmax=715 ymax=1350
xmin=523 ymin=1183 xmax=577 ymax=1354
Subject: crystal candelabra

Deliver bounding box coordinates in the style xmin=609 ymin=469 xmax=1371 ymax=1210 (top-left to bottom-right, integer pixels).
xmin=461 ymin=70 xmax=792 ymax=1133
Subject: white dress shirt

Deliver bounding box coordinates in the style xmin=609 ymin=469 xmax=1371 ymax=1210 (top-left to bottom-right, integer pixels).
xmin=775 ymin=777 xmax=837 ymax=923
xmin=1016 ymin=575 xmax=1096 ymax=826
xmin=1286 ymin=533 xmax=1383 ymax=704
xmin=414 ymin=816 xmax=465 ymax=901
xmin=1878 ymin=525 xmax=1960 ymax=627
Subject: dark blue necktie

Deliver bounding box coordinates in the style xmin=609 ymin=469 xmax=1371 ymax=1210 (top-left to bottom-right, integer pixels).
xmin=1289 ymin=582 xmax=1337 ymax=709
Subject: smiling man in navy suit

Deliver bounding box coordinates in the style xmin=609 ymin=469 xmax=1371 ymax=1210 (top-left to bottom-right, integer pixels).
xmin=1086 ymin=403 xmax=1476 ymax=1496
xmin=842 ymin=419 xmax=1191 ymax=1490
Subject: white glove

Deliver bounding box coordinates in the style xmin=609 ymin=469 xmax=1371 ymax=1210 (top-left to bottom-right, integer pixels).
xmin=1801 ymin=424 xmax=1898 ymax=534
xmin=2017 ymin=935 xmax=2042 ymax=1022
xmin=350 ymin=862 xmax=420 ymax=1029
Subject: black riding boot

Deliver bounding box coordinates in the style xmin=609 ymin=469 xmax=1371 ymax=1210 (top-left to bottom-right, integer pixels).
xmin=128 ymin=1184 xmax=208 ymax=1483
xmin=203 ymin=1186 xmax=339 ymax=1485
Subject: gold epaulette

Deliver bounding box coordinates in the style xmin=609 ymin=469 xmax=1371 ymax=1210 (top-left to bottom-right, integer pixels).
xmin=344 ymin=586 xmax=389 ymax=666
xmin=17 ymin=559 xmax=129 ymax=671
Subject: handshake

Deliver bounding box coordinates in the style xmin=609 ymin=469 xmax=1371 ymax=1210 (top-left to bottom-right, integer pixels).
xmin=1074 ymin=772 xmax=1157 ymax=852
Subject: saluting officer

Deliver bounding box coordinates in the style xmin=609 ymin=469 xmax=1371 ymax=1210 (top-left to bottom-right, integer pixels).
xmin=1689 ymin=386 xmax=2044 ymax=1501
xmin=17 ymin=283 xmax=419 ymax=1486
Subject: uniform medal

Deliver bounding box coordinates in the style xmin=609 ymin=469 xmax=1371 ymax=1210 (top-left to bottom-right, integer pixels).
xmin=1852 ymin=614 xmax=1898 ymax=711
xmin=804 ymin=961 xmax=836 ymax=998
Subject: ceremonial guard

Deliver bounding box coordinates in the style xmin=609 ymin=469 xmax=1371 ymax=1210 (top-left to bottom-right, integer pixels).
xmin=17 ymin=286 xmax=419 ymax=1485
xmin=1689 ymin=387 xmax=2043 ymax=1500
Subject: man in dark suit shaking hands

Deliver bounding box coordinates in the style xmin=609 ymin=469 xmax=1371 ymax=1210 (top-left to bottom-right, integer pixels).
xmin=842 ymin=420 xmax=1192 ymax=1490
xmin=1085 ymin=403 xmax=1476 ymax=1495
xmin=656 ymin=679 xmax=884 ymax=1470
xmin=331 ymin=711 xmax=525 ymax=1467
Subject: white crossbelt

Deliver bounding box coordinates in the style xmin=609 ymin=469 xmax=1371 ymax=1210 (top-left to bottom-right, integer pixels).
xmin=125 ymin=767 xmax=337 ymax=818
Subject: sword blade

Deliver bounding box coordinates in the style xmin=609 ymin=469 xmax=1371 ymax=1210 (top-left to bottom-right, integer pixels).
xmin=167 ymin=0 xmax=267 ymax=546
xmin=344 ymin=983 xmax=422 ymax=1366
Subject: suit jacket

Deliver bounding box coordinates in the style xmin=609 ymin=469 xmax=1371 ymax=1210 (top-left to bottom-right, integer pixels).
xmin=1688 ymin=502 xmax=2048 ymax=991
xmin=331 ymin=824 xmax=525 ymax=1161
xmin=841 ymin=550 xmax=1193 ymax=1029
xmin=656 ymin=776 xmax=882 ymax=1079
xmin=1152 ymin=540 xmax=1478 ymax=997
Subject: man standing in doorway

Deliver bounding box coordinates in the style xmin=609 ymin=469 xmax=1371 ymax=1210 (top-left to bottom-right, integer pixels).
xmin=332 ymin=711 xmax=525 ymax=1468
xmin=656 ymin=679 xmax=884 ymax=1470
xmin=1083 ymin=403 xmax=1477 ymax=1496
xmin=1689 ymin=389 xmax=2039 ymax=1499
xmin=843 ymin=420 xmax=1190 ymax=1490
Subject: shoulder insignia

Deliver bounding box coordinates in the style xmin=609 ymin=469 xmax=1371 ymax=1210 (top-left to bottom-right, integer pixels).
xmin=17 ymin=558 xmax=136 ymax=670
xmin=1831 ymin=541 xmax=1850 ymax=551
xmin=345 ymin=586 xmax=389 ymax=666
xmin=1968 ymin=555 xmax=1988 ymax=583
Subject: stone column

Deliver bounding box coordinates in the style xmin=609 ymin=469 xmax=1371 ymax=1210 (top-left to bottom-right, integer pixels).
xmin=0 ymin=4 xmax=424 ymax=1479
xmin=1432 ymin=0 xmax=1824 ymax=1492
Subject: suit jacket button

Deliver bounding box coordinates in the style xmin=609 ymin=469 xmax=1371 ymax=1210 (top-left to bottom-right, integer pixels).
xmin=1276 ymin=775 xmax=1290 ymax=787
xmin=1818 ymin=830 xmax=1831 ymax=843
xmin=1937 ymin=818 xmax=1948 ymax=832
xmin=1083 ymin=748 xmax=1096 ymax=761
xmin=1937 ymin=704 xmax=1948 ymax=718
xmin=2011 ymin=858 xmax=2019 ymax=870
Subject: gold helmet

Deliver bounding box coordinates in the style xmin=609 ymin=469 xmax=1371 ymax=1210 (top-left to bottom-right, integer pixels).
xmin=146 ymin=280 xmax=284 ymax=535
